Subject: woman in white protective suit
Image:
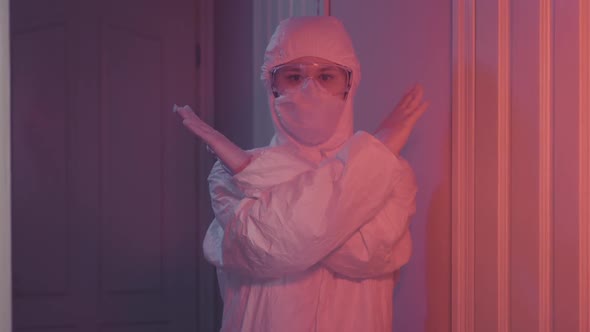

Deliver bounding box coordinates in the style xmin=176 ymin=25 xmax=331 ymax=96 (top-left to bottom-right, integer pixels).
xmin=175 ymin=16 xmax=429 ymax=332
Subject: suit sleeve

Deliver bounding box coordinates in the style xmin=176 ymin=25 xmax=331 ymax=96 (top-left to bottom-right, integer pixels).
xmin=204 ymin=132 xmax=408 ymax=278
xmin=322 ymin=157 xmax=417 ymax=279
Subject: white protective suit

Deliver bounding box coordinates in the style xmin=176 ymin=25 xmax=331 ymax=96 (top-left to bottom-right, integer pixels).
xmin=203 ymin=16 xmax=417 ymax=332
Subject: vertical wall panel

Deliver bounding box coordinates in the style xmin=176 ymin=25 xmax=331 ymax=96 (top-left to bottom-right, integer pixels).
xmin=496 ymin=0 xmax=512 ymax=330
xmin=454 ymin=0 xmax=587 ymax=331
xmin=453 ymin=0 xmax=476 ymax=331
xmin=538 ymin=1 xmax=553 ymax=332
xmin=473 ymin=0 xmax=512 ymax=330
xmin=553 ymin=0 xmax=581 ymax=331
xmin=510 ymin=0 xmax=542 ymax=330
xmin=578 ymin=1 xmax=590 ymax=332
xmin=474 ymin=0 xmax=500 ymax=330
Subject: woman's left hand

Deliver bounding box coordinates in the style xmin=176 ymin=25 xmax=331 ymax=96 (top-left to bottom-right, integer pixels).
xmin=373 ymin=84 xmax=429 ymax=156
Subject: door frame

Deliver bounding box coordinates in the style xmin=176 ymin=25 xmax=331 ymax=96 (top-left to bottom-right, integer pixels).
xmin=1 ymin=0 xmax=12 ymax=330
xmin=195 ymin=0 xmax=221 ymax=330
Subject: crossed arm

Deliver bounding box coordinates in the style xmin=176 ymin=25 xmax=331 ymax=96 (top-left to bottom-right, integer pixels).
xmin=178 ymin=85 xmax=428 ymax=279
xmin=203 ymin=132 xmax=417 ymax=279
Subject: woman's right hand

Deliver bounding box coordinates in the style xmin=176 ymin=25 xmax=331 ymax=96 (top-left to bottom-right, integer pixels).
xmin=374 ymin=84 xmax=429 ymax=156
xmin=175 ymin=105 xmax=251 ymax=174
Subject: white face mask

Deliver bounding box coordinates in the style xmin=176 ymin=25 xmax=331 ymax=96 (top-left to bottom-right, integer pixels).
xmin=274 ymin=80 xmax=346 ymax=146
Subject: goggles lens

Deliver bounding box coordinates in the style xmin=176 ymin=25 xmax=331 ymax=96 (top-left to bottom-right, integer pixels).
xmin=271 ymin=63 xmax=351 ymax=96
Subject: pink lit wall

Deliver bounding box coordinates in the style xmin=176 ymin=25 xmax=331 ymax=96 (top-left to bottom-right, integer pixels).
xmin=471 ymin=0 xmax=590 ymax=331
xmin=335 ymin=0 xmax=590 ymax=331
xmin=332 ymin=1 xmax=453 ymax=331
xmin=214 ymin=0 xmax=255 ymax=148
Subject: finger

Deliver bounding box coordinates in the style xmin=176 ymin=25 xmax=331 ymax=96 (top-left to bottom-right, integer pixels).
xmin=184 ymin=117 xmax=218 ymax=137
xmin=418 ymin=100 xmax=430 ymax=114
xmin=407 ymin=84 xmax=424 ymax=110
xmin=176 ymin=106 xmax=189 ymax=117
xmin=183 ymin=121 xmax=209 ymax=140
xmin=177 ymin=107 xmax=201 ymax=121
xmin=175 ymin=104 xmax=194 ymax=114
xmin=183 ymin=105 xmax=196 ymax=114
xmin=398 ymin=85 xmax=418 ymax=109
xmin=407 ymin=100 xmax=430 ymax=125
xmin=180 ymin=112 xmax=197 ymax=122
xmin=183 ymin=118 xmax=208 ymax=132
xmin=182 ymin=119 xmax=200 ymax=131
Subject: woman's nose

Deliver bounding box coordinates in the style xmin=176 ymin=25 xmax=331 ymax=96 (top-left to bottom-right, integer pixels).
xmin=300 ymin=77 xmax=320 ymax=91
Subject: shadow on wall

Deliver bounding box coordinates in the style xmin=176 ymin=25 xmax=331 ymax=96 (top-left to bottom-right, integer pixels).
xmin=392 ymin=99 xmax=452 ymax=332
xmin=425 ymin=135 xmax=451 ymax=332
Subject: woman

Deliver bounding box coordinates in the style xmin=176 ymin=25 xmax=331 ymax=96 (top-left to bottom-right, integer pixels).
xmin=176 ymin=16 xmax=428 ymax=332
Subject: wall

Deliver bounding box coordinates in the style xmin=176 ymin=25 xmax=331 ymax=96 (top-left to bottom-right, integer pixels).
xmin=332 ymin=1 xmax=453 ymax=331
xmin=335 ymin=1 xmax=590 ymax=331
xmin=467 ymin=0 xmax=590 ymax=331
xmin=214 ymin=0 xmax=255 ymax=149
xmin=0 ymin=0 xmax=11 ymax=330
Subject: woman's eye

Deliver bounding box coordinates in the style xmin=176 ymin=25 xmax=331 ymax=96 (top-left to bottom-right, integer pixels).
xmin=286 ymin=74 xmax=302 ymax=82
xmin=319 ymin=74 xmax=334 ymax=81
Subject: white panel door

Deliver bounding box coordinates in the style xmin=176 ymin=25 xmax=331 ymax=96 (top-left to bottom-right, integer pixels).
xmin=11 ymin=0 xmax=199 ymax=331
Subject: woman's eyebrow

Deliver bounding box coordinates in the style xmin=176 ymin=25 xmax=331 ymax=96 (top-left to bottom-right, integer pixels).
xmin=281 ymin=67 xmax=303 ymax=72
xmin=317 ymin=66 xmax=340 ymax=71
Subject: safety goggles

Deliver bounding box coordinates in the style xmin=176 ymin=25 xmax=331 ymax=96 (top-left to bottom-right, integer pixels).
xmin=270 ymin=62 xmax=352 ymax=96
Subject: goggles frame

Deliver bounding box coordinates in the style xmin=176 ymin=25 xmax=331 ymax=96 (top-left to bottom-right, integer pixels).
xmin=270 ymin=62 xmax=353 ymax=98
